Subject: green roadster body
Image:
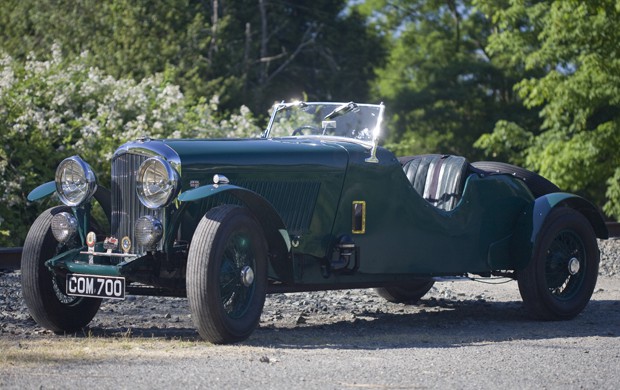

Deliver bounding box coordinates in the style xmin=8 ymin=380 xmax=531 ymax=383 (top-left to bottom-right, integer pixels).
xmin=23 ymin=101 xmax=608 ymax=343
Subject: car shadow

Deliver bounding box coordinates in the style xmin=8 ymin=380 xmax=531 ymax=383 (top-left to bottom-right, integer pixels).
xmin=74 ymin=298 xmax=620 ymax=349
xmin=247 ymin=299 xmax=620 ymax=350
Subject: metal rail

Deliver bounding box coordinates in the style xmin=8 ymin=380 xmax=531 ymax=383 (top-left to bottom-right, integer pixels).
xmin=606 ymin=222 xmax=620 ymax=238
xmin=0 ymin=247 xmax=21 ymax=270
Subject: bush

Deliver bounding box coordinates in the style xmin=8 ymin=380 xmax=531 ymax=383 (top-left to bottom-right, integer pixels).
xmin=0 ymin=46 xmax=261 ymax=246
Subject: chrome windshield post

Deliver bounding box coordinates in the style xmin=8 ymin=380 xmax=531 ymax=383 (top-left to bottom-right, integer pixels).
xmin=365 ymin=102 xmax=384 ymax=164
xmin=263 ymin=100 xmax=286 ymax=138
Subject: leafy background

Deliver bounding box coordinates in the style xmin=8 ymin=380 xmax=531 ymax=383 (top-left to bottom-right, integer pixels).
xmin=1 ymin=0 xmax=619 ymax=246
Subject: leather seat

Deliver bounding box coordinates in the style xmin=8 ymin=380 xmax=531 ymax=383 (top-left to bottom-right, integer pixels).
xmin=401 ymin=154 xmax=469 ymax=211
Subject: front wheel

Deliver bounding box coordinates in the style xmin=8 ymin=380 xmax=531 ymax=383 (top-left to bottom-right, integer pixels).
xmin=21 ymin=206 xmax=102 ymax=333
xmin=187 ymin=205 xmax=267 ymax=344
xmin=517 ymin=207 xmax=599 ymax=320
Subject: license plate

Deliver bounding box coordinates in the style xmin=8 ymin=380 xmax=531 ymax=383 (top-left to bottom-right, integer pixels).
xmin=66 ymin=274 xmax=126 ymax=300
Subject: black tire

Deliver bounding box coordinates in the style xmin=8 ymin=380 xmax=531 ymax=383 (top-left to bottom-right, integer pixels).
xmin=472 ymin=161 xmax=560 ymax=197
xmin=187 ymin=205 xmax=267 ymax=344
xmin=375 ymin=279 xmax=435 ymax=304
xmin=517 ymin=207 xmax=599 ymax=320
xmin=21 ymin=206 xmax=102 ymax=333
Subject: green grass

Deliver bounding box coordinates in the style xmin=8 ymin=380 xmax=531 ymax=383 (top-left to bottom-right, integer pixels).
xmin=0 ymin=337 xmax=207 ymax=367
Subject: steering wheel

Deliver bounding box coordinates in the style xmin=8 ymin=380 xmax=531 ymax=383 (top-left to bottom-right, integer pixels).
xmin=292 ymin=125 xmax=321 ymax=136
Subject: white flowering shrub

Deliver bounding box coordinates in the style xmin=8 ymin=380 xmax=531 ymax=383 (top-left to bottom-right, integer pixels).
xmin=0 ymin=47 xmax=261 ymax=246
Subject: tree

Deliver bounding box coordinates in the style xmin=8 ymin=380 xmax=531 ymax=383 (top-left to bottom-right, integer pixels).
xmin=0 ymin=0 xmax=385 ymax=115
xmin=207 ymin=0 xmax=386 ymax=112
xmin=356 ymin=0 xmax=537 ymax=158
xmin=474 ymin=0 xmax=620 ymax=218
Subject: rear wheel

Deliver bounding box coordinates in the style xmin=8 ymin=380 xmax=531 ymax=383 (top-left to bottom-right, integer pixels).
xmin=187 ymin=205 xmax=267 ymax=344
xmin=517 ymin=208 xmax=599 ymax=320
xmin=375 ymin=279 xmax=435 ymax=304
xmin=471 ymin=161 xmax=560 ymax=197
xmin=21 ymin=206 xmax=102 ymax=333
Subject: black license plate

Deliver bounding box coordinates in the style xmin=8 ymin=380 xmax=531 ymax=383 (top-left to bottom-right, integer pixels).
xmin=66 ymin=274 xmax=125 ymax=300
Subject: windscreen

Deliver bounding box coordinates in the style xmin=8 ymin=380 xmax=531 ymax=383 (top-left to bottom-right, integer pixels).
xmin=267 ymin=102 xmax=382 ymax=142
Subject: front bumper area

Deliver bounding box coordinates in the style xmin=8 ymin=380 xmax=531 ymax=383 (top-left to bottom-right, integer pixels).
xmin=45 ymin=246 xmax=187 ymax=297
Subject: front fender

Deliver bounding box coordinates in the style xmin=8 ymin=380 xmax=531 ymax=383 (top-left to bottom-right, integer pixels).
xmin=27 ymin=182 xmax=111 ymax=224
xmin=27 ymin=181 xmax=56 ymax=202
xmin=179 ymin=184 xmax=291 ymax=267
xmin=179 ymin=184 xmax=293 ymax=282
xmin=511 ymin=193 xmax=608 ymax=270
xmin=179 ymin=184 xmax=286 ymax=235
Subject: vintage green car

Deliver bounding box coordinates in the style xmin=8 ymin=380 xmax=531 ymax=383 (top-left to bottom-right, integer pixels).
xmin=23 ymin=101 xmax=608 ymax=344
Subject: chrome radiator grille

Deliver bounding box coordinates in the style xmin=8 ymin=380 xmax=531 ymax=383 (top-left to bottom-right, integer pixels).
xmin=111 ymin=152 xmax=163 ymax=254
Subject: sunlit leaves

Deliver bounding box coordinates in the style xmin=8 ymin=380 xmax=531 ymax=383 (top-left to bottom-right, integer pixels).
xmin=474 ymin=0 xmax=620 ymax=218
xmin=357 ymin=0 xmax=532 ymax=158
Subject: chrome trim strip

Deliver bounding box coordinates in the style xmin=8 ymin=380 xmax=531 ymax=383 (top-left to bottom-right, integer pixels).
xmin=113 ymin=139 xmax=181 ymax=175
xmin=79 ymin=251 xmax=138 ymax=259
xmin=111 ymin=151 xmax=166 ymax=255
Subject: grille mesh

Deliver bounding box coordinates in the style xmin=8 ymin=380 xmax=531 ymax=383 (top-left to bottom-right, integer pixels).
xmin=241 ymin=181 xmax=320 ymax=234
xmin=111 ymin=152 xmax=163 ymax=254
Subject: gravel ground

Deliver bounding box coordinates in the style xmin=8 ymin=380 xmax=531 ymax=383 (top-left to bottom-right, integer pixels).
xmin=1 ymin=239 xmax=619 ymax=388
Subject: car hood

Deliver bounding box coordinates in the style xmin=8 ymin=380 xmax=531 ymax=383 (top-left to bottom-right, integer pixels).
xmin=163 ymin=137 xmax=350 ymax=172
xmin=114 ymin=137 xmax=352 ymax=191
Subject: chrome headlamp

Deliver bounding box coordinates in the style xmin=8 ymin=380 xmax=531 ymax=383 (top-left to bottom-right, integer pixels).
xmin=136 ymin=156 xmax=180 ymax=209
xmin=55 ymin=156 xmax=97 ymax=207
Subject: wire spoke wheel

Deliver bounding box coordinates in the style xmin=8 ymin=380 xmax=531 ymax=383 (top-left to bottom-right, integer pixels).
xmin=51 ymin=275 xmax=80 ymax=305
xmin=21 ymin=206 xmax=102 ymax=333
xmin=545 ymin=230 xmax=586 ymax=299
xmin=219 ymin=233 xmax=256 ymax=319
xmin=187 ymin=205 xmax=267 ymax=344
xmin=518 ymin=207 xmax=599 ymax=320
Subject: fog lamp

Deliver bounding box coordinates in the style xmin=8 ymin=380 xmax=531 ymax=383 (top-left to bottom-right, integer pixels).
xmin=51 ymin=212 xmax=78 ymax=243
xmin=134 ymin=215 xmax=163 ymax=248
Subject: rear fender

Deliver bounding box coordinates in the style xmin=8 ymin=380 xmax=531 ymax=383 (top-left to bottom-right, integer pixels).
xmin=179 ymin=184 xmax=292 ymax=280
xmin=512 ymin=193 xmax=608 ymax=270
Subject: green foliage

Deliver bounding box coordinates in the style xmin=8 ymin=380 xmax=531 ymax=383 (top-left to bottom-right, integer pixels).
xmin=604 ymin=167 xmax=620 ymax=219
xmin=0 ymin=0 xmax=232 ymax=103
xmin=0 ymin=49 xmax=260 ymax=246
xmin=473 ymin=120 xmax=533 ymax=166
xmin=0 ymin=0 xmax=385 ymax=114
xmin=474 ymin=0 xmax=620 ymax=218
xmin=357 ymin=0 xmax=537 ymax=159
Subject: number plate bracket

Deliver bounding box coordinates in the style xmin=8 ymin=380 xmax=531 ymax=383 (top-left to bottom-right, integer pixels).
xmin=65 ymin=274 xmax=126 ymax=300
